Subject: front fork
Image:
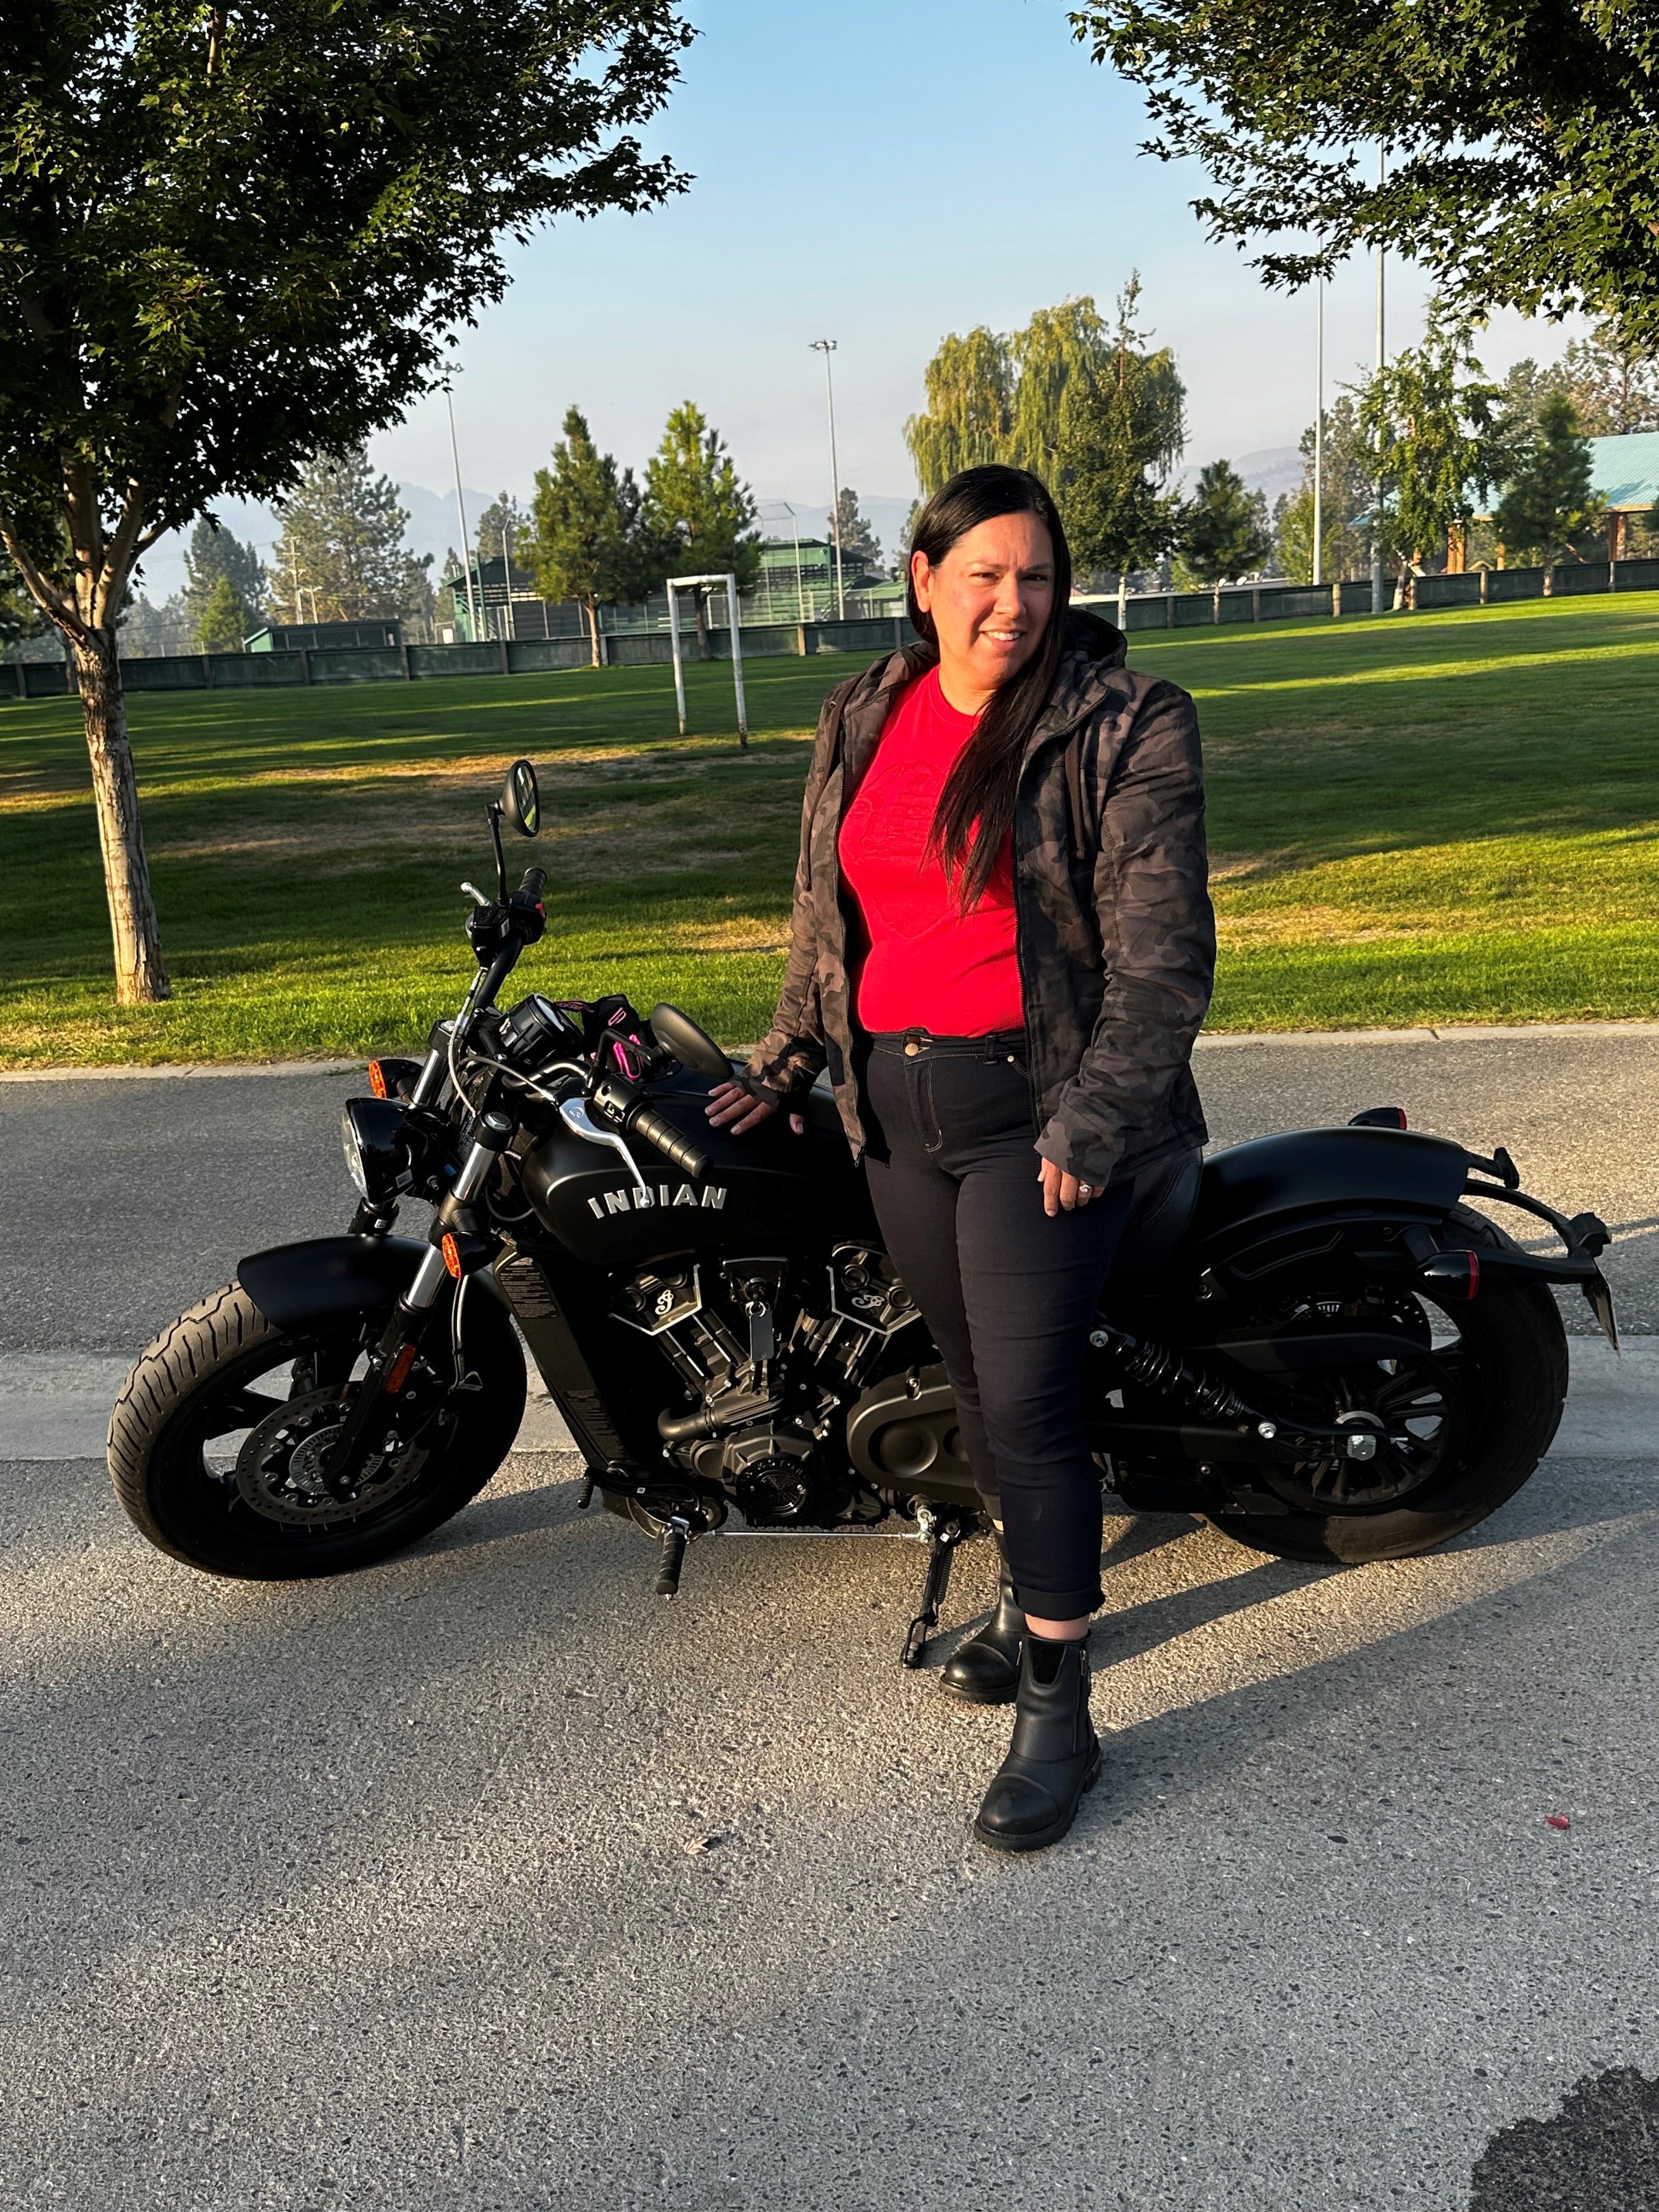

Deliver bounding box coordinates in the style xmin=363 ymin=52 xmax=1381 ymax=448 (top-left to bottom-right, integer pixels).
xmin=323 ymin=1113 xmax=512 ymax=1483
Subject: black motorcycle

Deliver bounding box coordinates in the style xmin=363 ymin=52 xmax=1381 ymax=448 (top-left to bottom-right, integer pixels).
xmin=110 ymin=759 xmax=1621 ymax=1664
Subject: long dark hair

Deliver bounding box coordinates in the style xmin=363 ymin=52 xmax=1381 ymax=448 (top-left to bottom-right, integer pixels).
xmin=906 ymin=464 xmax=1073 ymax=910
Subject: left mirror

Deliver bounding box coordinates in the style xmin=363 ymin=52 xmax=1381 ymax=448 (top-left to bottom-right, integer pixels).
xmin=502 ymin=758 xmax=540 ymax=838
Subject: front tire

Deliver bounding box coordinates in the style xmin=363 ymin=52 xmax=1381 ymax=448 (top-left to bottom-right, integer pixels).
xmin=109 ymin=1278 xmax=526 ymax=1578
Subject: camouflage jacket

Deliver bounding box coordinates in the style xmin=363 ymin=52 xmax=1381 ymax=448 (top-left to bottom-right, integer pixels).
xmin=747 ymin=612 xmax=1216 ymax=1188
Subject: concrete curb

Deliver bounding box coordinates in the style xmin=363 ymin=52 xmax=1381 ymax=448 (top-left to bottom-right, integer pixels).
xmin=7 ymin=1020 xmax=1659 ymax=1083
xmin=0 ymin=1057 xmax=364 ymax=1084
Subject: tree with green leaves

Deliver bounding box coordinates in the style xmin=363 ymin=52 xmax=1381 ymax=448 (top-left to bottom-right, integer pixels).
xmin=1274 ymin=395 xmax=1372 ymax=584
xmin=180 ymin=518 xmax=264 ymax=643
xmin=1494 ymin=396 xmax=1603 ymax=593
xmin=269 ymin=449 xmax=430 ymax=626
xmin=1073 ymin=3 xmax=1659 ymax=346
xmin=904 ymin=328 xmax=1016 ymax=495
xmin=1053 ymin=277 xmax=1187 ymax=613
xmin=526 ymin=409 xmax=644 ymax=665
xmin=195 ymin=575 xmax=252 ymax=653
xmin=829 ymin=489 xmax=883 ymax=581
xmin=1559 ymin=321 xmax=1659 ymax=437
xmin=0 ymin=2 xmax=691 ymax=1005
xmin=1357 ymin=323 xmax=1506 ymax=607
xmin=1180 ymin=461 xmax=1270 ymax=618
xmin=2 ymin=547 xmax=50 ymax=653
xmin=642 ymin=403 xmax=759 ymax=657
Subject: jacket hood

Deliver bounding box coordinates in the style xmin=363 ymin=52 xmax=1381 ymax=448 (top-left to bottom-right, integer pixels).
xmin=860 ymin=604 xmax=1130 ymax=721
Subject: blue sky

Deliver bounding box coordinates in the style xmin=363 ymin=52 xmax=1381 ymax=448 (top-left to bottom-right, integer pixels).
xmin=145 ymin=0 xmax=1584 ymax=595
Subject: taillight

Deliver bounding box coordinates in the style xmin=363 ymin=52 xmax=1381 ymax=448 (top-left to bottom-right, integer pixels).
xmin=1420 ymin=1250 xmax=1480 ymax=1300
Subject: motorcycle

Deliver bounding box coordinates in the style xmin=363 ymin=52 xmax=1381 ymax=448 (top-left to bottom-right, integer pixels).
xmin=110 ymin=758 xmax=1621 ymax=1664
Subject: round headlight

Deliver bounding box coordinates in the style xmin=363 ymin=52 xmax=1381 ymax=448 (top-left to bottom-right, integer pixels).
xmin=341 ymin=1106 xmax=370 ymax=1198
xmin=340 ymin=1098 xmax=411 ymax=1204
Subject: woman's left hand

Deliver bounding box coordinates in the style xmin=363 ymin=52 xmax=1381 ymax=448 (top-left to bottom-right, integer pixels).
xmin=1038 ymin=1159 xmax=1098 ymax=1217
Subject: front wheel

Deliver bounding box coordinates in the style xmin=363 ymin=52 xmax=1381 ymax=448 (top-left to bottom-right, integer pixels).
xmin=109 ymin=1277 xmax=527 ymax=1578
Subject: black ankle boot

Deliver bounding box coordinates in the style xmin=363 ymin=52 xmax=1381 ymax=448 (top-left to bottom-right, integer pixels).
xmin=972 ymin=1634 xmax=1100 ymax=1853
xmin=939 ymin=1568 xmax=1024 ymax=1705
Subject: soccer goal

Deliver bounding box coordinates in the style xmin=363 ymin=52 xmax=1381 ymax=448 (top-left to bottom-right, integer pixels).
xmin=666 ymin=572 xmax=748 ymax=748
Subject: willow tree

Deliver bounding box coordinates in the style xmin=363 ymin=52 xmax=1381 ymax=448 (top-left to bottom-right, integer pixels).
xmin=903 ymin=328 xmax=1017 ymax=495
xmin=0 ymin=1 xmax=691 ymax=1004
xmin=1357 ymin=323 xmax=1505 ymax=606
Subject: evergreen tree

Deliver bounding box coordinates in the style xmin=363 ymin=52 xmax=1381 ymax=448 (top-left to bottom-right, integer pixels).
xmin=526 ymin=409 xmax=645 ymax=665
xmin=1358 ymin=321 xmax=1505 ymax=606
xmin=642 ymin=403 xmax=759 ymax=657
xmin=829 ymin=489 xmax=882 ymax=581
xmin=269 ymin=449 xmax=431 ymax=625
xmin=196 ymin=575 xmax=252 ymax=653
xmin=1180 ymin=461 xmax=1271 ymax=618
xmin=1559 ymin=321 xmax=1659 ymax=437
xmin=180 ymin=520 xmax=265 ymax=640
xmin=1275 ymin=394 xmax=1373 ymax=584
xmin=1494 ymin=396 xmax=1603 ymax=592
xmin=116 ymin=592 xmax=191 ymax=658
xmin=1053 ymin=276 xmax=1187 ymax=612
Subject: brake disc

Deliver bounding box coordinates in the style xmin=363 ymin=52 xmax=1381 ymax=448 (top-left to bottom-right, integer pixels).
xmin=234 ymin=1386 xmax=431 ymax=1527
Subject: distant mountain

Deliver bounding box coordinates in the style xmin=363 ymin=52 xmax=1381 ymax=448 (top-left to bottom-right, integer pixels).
xmin=1177 ymin=447 xmax=1305 ymax=507
xmin=127 ymin=481 xmax=496 ymax=604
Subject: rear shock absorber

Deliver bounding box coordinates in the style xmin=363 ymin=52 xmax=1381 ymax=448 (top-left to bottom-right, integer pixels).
xmin=1088 ymin=1319 xmax=1381 ymax=1464
xmin=1089 ymin=1321 xmax=1252 ymax=1424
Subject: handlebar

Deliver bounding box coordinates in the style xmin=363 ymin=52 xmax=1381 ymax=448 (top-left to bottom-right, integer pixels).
xmin=628 ymin=1102 xmax=713 ymax=1182
xmin=518 ymin=867 xmax=546 ymax=902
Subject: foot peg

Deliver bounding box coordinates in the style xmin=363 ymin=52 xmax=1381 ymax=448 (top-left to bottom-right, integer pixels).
xmin=654 ymin=1514 xmax=690 ymax=1599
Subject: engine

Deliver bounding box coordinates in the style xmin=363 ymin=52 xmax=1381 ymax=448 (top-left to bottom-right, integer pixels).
xmin=612 ymin=1245 xmax=926 ymax=1527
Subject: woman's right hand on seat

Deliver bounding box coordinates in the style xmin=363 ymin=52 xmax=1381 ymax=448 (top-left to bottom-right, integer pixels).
xmin=705 ymin=1079 xmax=805 ymax=1136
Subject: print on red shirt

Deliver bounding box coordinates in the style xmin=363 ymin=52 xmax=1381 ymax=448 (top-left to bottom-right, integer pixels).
xmin=838 ymin=667 xmax=1024 ymax=1036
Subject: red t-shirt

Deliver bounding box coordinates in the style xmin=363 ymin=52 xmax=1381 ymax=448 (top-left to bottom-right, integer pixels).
xmin=838 ymin=668 xmax=1024 ymax=1035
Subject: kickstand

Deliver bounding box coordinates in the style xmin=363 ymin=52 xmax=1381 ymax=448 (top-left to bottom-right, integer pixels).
xmin=902 ymin=1515 xmax=969 ymax=1669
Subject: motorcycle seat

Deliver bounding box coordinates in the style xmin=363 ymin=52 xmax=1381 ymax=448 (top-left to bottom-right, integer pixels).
xmin=1106 ymin=1148 xmax=1203 ymax=1282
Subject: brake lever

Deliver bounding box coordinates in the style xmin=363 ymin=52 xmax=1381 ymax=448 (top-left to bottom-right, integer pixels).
xmin=558 ymin=1096 xmax=650 ymax=1195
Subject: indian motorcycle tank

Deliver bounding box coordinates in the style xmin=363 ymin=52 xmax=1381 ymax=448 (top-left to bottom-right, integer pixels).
xmin=521 ymin=1071 xmax=877 ymax=1268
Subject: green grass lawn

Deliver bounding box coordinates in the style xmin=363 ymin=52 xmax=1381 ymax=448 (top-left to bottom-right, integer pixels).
xmin=3 ymin=594 xmax=1658 ymax=1066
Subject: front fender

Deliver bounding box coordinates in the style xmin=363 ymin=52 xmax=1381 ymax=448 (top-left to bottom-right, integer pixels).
xmin=237 ymin=1235 xmax=427 ymax=1330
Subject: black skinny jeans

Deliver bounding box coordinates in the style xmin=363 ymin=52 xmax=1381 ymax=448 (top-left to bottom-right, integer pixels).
xmin=861 ymin=1029 xmax=1131 ymax=1620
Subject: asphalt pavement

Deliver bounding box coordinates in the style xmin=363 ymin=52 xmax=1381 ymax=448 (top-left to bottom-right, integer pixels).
xmin=3 ymin=1030 xmax=1657 ymax=2210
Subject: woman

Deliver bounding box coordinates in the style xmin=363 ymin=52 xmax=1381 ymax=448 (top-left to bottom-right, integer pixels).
xmin=707 ymin=465 xmax=1215 ymax=1852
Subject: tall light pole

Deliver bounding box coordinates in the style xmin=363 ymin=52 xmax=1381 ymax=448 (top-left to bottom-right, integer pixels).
xmin=1370 ymin=145 xmax=1387 ymax=615
xmin=810 ymin=339 xmax=845 ymax=620
xmin=1312 ymin=278 xmax=1325 ymax=589
xmin=445 ymin=389 xmax=482 ymax=643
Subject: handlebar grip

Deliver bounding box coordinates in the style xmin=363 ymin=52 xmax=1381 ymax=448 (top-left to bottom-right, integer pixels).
xmin=629 ymin=1103 xmax=712 ymax=1182
xmin=519 ymin=867 xmax=546 ymax=900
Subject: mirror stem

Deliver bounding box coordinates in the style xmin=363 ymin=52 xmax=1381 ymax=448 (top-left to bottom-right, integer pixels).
xmin=487 ymin=803 xmax=507 ymax=900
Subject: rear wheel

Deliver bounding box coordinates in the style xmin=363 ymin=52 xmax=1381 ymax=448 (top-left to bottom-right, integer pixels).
xmin=109 ymin=1278 xmax=526 ymax=1578
xmin=1203 ymin=1209 xmax=1569 ymax=1564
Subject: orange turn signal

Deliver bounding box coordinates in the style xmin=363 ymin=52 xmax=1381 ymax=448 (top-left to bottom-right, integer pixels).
xmin=368 ymin=1059 xmax=388 ymax=1099
xmin=385 ymin=1342 xmax=418 ymax=1393
xmin=441 ymin=1232 xmax=462 ymax=1280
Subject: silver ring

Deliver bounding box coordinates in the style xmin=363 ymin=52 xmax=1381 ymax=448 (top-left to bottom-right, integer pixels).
xmin=1077 ymin=1183 xmax=1092 ymax=1197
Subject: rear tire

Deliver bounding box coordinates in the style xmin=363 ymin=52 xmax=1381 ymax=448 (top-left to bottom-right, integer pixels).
xmin=109 ymin=1278 xmax=526 ymax=1578
xmin=1205 ymin=1207 xmax=1570 ymax=1564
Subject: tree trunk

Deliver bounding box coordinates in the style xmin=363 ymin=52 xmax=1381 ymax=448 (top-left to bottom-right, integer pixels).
xmin=1543 ymin=556 xmax=1555 ymax=597
xmin=72 ymin=629 xmax=170 ymax=1005
xmin=1117 ymin=572 xmax=1128 ymax=630
xmin=584 ymin=595 xmax=601 ymax=668
xmin=693 ymin=588 xmax=710 ymax=662
xmin=1212 ymin=581 xmax=1221 ymax=625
